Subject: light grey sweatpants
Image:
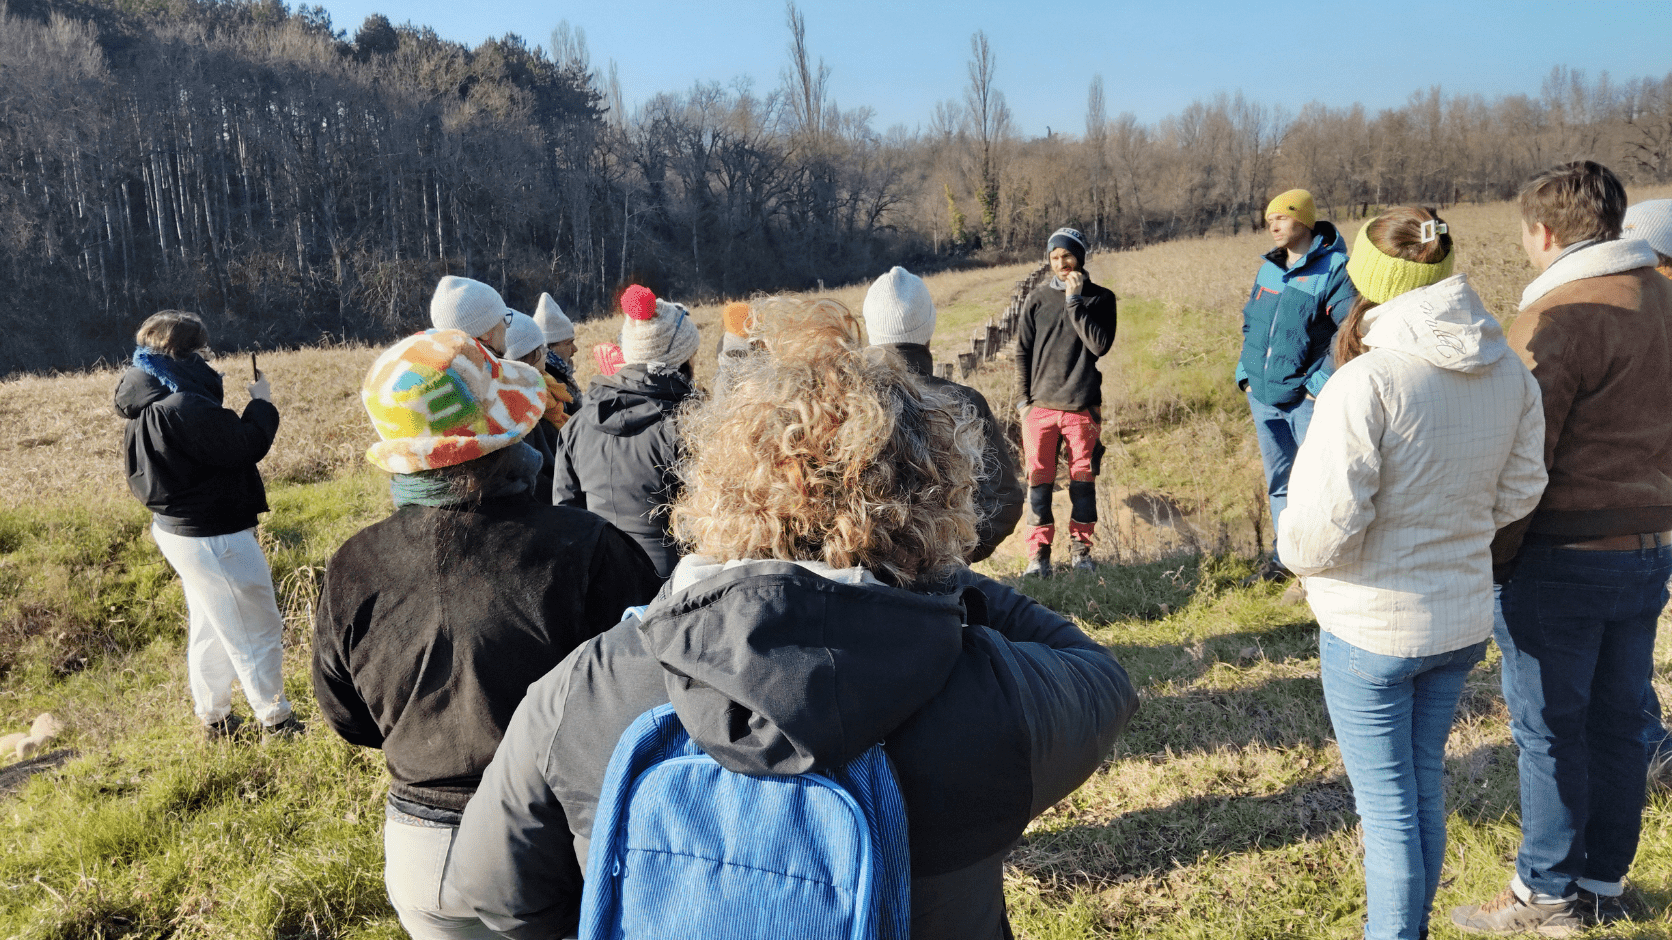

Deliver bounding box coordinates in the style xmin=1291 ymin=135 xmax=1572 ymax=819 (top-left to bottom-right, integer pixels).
xmin=152 ymin=523 xmax=292 ymax=726
xmin=385 ymin=811 xmax=500 ymax=940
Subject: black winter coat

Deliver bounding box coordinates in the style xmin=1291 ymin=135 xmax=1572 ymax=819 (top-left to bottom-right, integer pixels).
xmin=877 ymin=343 xmax=1025 ymax=561
xmin=311 ymin=496 xmax=663 ymax=815
xmin=552 ymin=364 xmax=696 ymax=579
xmin=450 ymin=562 xmax=1138 ymax=939
xmin=1015 ymin=277 xmax=1118 ymax=413
xmin=113 ymin=366 xmax=279 ymax=537
xmin=526 ymin=419 xmax=560 ymax=505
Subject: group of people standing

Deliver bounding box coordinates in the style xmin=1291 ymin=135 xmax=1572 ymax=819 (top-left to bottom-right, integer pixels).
xmin=1248 ymin=162 xmax=1672 ymax=940
xmin=108 ymin=157 xmax=1670 ymax=940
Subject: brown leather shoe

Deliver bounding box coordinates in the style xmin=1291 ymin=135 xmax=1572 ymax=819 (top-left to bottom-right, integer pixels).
xmin=1450 ymin=886 xmax=1582 ymax=937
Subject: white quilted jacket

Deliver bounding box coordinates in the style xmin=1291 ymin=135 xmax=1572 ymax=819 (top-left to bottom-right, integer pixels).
xmin=1279 ymin=274 xmax=1547 ymax=657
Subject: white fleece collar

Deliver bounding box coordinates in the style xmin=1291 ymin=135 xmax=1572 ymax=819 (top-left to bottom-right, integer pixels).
xmin=1519 ymin=238 xmax=1658 ymax=310
xmin=667 ymin=555 xmax=883 ymax=596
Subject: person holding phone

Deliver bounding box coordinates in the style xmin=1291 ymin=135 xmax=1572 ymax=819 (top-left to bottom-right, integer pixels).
xmin=113 ymin=311 xmax=301 ymax=740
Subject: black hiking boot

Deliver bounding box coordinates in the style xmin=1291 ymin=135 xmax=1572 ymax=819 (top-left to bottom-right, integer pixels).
xmin=262 ymin=716 xmax=307 ymax=741
xmin=1241 ymin=555 xmax=1292 ymax=586
xmin=1023 ymin=547 xmax=1051 ymax=579
xmin=1575 ymin=888 xmax=1633 ymax=926
xmin=203 ymin=714 xmax=248 ymax=742
xmin=1068 ymin=541 xmax=1095 ymax=573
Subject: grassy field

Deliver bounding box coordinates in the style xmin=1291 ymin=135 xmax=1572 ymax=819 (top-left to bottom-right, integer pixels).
xmin=2 ymin=189 xmax=1671 ymax=938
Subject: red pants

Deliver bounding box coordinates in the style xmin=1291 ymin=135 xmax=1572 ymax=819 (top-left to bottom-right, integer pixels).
xmin=1023 ymin=407 xmax=1099 ymax=552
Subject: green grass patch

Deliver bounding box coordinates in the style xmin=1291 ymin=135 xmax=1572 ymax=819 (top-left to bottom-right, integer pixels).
xmin=0 ymin=470 xmax=388 ymax=684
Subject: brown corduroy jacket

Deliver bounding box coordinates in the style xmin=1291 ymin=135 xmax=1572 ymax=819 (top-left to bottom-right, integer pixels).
xmin=1492 ymin=263 xmax=1672 ymax=562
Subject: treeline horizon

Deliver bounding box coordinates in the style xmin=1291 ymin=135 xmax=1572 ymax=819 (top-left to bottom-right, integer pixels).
xmin=4 ymin=0 xmax=1671 ymax=376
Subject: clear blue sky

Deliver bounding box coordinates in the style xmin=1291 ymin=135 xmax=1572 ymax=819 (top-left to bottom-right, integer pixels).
xmin=309 ymin=0 xmax=1672 ymax=137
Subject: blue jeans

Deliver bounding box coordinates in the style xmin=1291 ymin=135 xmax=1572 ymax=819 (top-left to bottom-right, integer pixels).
xmin=1495 ymin=587 xmax=1670 ymax=766
xmin=1494 ymin=537 xmax=1672 ymax=897
xmin=1494 ymin=586 xmax=1669 ymax=766
xmin=1247 ymin=391 xmax=1314 ymax=561
xmin=1321 ymin=630 xmax=1487 ymax=940
xmin=1645 ymin=682 xmax=1670 ymax=759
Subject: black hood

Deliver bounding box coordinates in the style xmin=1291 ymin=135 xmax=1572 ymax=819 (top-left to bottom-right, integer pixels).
xmin=588 ymin=364 xmax=694 ymax=436
xmin=113 ymin=368 xmax=171 ymax=419
xmin=634 ymin=562 xmax=981 ymax=775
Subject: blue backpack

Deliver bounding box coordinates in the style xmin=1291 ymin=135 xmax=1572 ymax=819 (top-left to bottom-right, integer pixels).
xmin=578 ymin=702 xmax=911 ymax=940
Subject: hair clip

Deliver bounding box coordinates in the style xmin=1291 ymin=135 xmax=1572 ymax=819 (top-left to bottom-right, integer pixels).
xmin=1419 ymin=220 xmax=1449 ymax=244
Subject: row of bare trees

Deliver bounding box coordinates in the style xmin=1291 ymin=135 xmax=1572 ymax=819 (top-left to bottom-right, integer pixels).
xmin=3 ymin=0 xmax=1670 ymax=374
xmin=917 ymin=64 xmax=1672 ymax=256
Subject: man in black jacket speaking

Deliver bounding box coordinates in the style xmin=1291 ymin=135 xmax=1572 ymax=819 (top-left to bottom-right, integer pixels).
xmin=1015 ymin=227 xmax=1117 ymax=578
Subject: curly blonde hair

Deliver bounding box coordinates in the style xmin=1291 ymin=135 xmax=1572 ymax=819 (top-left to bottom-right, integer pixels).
xmin=670 ymin=296 xmax=983 ymax=584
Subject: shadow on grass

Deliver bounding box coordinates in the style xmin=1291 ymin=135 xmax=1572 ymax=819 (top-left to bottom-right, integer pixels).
xmin=1011 ymin=773 xmax=1357 ymax=887
xmin=1102 ymin=615 xmax=1321 ymax=686
xmin=1121 ymin=673 xmax=1332 ymax=755
xmin=0 ymin=748 xmax=78 ymax=798
xmin=999 ymin=552 xmax=1255 ymax=623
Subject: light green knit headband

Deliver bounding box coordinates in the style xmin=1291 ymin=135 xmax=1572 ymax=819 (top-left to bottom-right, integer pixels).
xmin=1346 ymin=218 xmax=1456 ymax=304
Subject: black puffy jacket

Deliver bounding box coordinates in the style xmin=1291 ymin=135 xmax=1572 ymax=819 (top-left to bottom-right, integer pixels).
xmin=552 ymin=364 xmax=696 ymax=578
xmin=113 ymin=365 xmax=278 ymax=537
xmin=450 ymin=561 xmax=1138 ymax=939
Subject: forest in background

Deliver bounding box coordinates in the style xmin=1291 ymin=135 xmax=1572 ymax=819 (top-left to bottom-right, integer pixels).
xmin=4 ymin=0 xmax=1672 ymax=375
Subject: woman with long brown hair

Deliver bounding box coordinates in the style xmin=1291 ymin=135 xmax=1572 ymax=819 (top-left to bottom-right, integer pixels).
xmin=1279 ymin=207 xmax=1547 ymax=940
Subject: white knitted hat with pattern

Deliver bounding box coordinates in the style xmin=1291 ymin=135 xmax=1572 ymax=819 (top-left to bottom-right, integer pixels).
xmin=504 ymin=311 xmax=546 ymax=361
xmin=1623 ymin=199 xmax=1672 ymax=258
xmin=430 ymin=276 xmax=511 ymax=338
xmin=620 ymin=294 xmax=701 ymax=367
xmin=862 ymin=266 xmax=936 ymax=347
xmin=534 ymin=292 xmax=575 ymax=343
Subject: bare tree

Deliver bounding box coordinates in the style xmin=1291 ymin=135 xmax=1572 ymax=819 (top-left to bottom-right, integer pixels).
xmin=964 ymin=30 xmax=1010 ymax=247
xmin=781 ymin=1 xmax=829 ymax=143
xmin=1085 ymin=74 xmax=1115 ymax=245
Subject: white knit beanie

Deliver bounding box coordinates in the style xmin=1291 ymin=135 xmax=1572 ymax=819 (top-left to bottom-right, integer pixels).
xmin=430 ymin=276 xmax=510 ymax=338
xmin=1623 ymin=199 xmax=1672 ymax=258
xmin=504 ymin=311 xmax=546 ymax=361
xmin=862 ymin=266 xmax=936 ymax=347
xmin=534 ymin=292 xmax=575 ymax=343
xmin=620 ymin=294 xmax=701 ymax=367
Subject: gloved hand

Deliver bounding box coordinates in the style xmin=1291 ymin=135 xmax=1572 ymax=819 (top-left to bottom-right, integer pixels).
xmin=248 ymin=372 xmax=272 ymax=402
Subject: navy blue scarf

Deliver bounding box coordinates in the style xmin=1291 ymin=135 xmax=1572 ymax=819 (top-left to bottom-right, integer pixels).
xmin=133 ymin=348 xmax=224 ymax=404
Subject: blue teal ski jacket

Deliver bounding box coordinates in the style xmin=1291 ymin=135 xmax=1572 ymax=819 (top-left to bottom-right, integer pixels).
xmin=1236 ymin=221 xmax=1356 ymax=407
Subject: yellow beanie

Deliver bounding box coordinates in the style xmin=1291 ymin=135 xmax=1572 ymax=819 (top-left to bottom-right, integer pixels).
xmin=1346 ymin=219 xmax=1456 ymax=304
xmin=1265 ymin=189 xmax=1316 ymax=228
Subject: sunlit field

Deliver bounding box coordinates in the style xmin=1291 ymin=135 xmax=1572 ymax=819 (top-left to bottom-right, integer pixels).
xmin=2 ymin=187 xmax=1670 ymax=937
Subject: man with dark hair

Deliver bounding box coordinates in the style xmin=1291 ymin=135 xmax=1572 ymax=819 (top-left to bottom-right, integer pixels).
xmin=1238 ymin=189 xmax=1356 ymax=584
xmin=1014 ymin=227 xmax=1117 ymax=578
xmin=1452 ymin=161 xmax=1672 ymax=934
